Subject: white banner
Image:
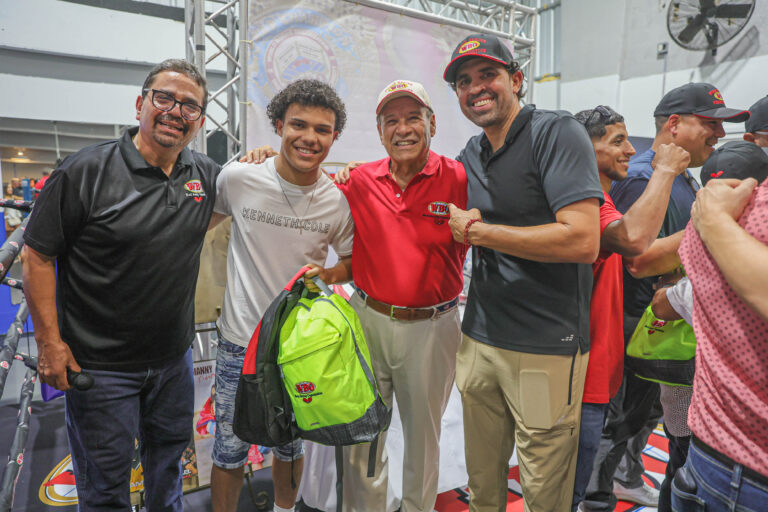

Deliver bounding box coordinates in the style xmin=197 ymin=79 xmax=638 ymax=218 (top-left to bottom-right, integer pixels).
xmin=245 ymin=0 xmax=481 ymax=164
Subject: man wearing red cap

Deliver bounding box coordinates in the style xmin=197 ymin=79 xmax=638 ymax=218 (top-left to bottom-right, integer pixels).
xmin=333 ymin=80 xmax=468 ymax=512
xmin=443 ymin=34 xmax=603 ymax=512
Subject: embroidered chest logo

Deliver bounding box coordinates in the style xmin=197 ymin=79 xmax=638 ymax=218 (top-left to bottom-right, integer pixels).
xmin=183 ymin=179 xmax=206 ymax=203
xmin=422 ymin=201 xmax=450 ymax=225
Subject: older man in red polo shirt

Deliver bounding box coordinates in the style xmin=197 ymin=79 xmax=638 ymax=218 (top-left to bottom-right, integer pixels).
xmin=336 ymin=80 xmax=468 ymax=512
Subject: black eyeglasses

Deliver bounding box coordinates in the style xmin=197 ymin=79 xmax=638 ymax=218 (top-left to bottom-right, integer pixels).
xmin=143 ymin=89 xmax=205 ymax=121
xmin=585 ymin=105 xmax=611 ymax=126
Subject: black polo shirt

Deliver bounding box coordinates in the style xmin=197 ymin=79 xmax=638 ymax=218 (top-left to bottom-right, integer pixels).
xmin=458 ymin=105 xmax=603 ymax=355
xmin=24 ymin=127 xmax=219 ymax=371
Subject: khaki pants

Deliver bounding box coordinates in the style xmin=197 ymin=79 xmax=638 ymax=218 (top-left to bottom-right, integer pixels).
xmin=456 ymin=334 xmax=588 ymax=512
xmin=342 ymin=292 xmax=462 ymax=512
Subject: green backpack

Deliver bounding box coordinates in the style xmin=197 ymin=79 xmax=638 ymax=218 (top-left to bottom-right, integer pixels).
xmin=234 ymin=266 xmax=390 ymax=447
xmin=625 ymin=303 xmax=697 ymax=386
xmin=277 ymin=284 xmax=390 ymax=444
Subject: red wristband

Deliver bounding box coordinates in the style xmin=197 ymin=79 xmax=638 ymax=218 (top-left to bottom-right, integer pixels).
xmin=464 ymin=218 xmax=481 ymax=245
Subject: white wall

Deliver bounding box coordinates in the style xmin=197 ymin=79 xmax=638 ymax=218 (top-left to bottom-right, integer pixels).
xmin=533 ymin=0 xmax=767 ymax=141
xmin=0 ymin=0 xmax=227 ymax=125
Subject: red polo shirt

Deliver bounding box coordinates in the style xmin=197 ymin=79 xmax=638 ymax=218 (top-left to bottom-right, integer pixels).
xmin=337 ymin=151 xmax=468 ymax=307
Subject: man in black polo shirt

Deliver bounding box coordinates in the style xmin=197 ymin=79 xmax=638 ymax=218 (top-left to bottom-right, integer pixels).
xmin=444 ymin=35 xmax=603 ymax=512
xmin=23 ymin=59 xmax=218 ymax=511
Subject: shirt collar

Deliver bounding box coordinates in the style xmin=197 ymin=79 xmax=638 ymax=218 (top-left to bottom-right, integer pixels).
xmin=374 ymin=150 xmax=439 ymax=180
xmin=119 ymin=126 xmax=194 ymax=173
xmin=479 ymin=104 xmax=536 ymax=154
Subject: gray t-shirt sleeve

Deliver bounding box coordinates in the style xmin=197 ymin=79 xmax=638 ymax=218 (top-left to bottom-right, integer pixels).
xmin=666 ymin=276 xmax=694 ymax=325
xmin=330 ymin=193 xmax=354 ymax=258
xmin=213 ymin=163 xmax=233 ymax=216
xmin=532 ymin=114 xmax=603 ymax=213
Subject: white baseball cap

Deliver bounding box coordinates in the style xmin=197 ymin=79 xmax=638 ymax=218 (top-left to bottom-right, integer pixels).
xmin=375 ymin=80 xmax=434 ymax=115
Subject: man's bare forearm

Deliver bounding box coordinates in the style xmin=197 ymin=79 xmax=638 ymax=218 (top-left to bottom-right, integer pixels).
xmin=624 ymin=230 xmax=683 ymax=278
xmin=697 ymin=214 xmax=768 ymax=322
xmin=22 ymin=245 xmax=80 ymax=390
xmin=22 ymin=246 xmax=63 ymax=346
xmin=602 ymin=169 xmax=679 ymax=256
xmin=324 ymin=256 xmax=352 ymax=284
xmin=651 ymin=288 xmax=683 ymax=321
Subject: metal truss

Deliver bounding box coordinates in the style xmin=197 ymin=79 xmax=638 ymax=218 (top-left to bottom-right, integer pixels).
xmin=183 ymin=0 xmax=536 ymax=158
xmin=344 ymin=0 xmax=537 ymax=99
xmin=185 ymin=0 xmax=249 ymax=163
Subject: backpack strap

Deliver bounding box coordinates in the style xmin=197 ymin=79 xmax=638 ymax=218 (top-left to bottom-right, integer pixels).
xmin=367 ymin=434 xmax=378 ymax=478
xmin=284 ymin=266 xmax=312 ymax=291
xmin=335 ymin=445 xmax=344 ymax=512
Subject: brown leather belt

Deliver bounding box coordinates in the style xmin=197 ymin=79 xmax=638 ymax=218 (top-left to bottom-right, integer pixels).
xmin=355 ymin=287 xmax=458 ymax=321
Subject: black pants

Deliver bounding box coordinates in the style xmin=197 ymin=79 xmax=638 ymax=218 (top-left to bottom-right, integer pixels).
xmin=659 ymin=423 xmax=690 ymax=512
xmin=582 ymin=314 xmax=663 ymax=511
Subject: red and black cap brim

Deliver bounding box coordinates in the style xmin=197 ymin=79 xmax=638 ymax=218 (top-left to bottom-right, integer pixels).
xmin=443 ymin=54 xmax=510 ymax=83
xmin=693 ymin=108 xmax=750 ymax=123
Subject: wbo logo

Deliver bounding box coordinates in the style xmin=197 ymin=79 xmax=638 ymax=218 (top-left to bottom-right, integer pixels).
xmin=295 ymin=381 xmax=319 ymax=403
xmin=458 ymin=39 xmax=483 ymax=54
xmin=423 ymin=200 xmax=451 ymax=225
xmin=648 ymin=319 xmax=667 ymax=334
xmin=708 ymin=88 xmax=725 ymax=105
xmin=183 ymin=179 xmax=206 ymax=203
xmin=386 ymin=81 xmax=411 ymax=93
xmin=428 ymin=201 xmax=449 ymax=216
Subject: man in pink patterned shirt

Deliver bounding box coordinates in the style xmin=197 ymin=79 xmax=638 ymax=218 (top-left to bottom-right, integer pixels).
xmin=674 ymin=144 xmax=768 ymax=510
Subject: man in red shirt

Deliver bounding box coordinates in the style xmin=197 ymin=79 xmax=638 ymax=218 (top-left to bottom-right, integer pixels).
xmin=572 ymin=106 xmax=689 ymax=511
xmin=336 ymin=80 xmax=468 ymax=512
xmin=34 ymin=170 xmax=50 ymax=197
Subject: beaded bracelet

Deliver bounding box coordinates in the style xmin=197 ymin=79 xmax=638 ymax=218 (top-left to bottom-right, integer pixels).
xmin=464 ymin=218 xmax=481 ymax=245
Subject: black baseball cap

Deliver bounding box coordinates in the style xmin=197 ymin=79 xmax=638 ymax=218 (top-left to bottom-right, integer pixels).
xmin=701 ymin=140 xmax=768 ymax=186
xmin=653 ymin=82 xmax=749 ymax=122
xmin=443 ymin=34 xmax=514 ymax=84
xmin=745 ymin=96 xmax=768 ymax=133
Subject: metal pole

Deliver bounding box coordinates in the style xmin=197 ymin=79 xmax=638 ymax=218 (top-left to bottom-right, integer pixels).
xmin=239 ymin=0 xmax=249 ymax=153
xmin=0 ymin=366 xmax=35 ymax=512
xmin=226 ymin=5 xmax=237 ymax=160
xmin=527 ymin=9 xmax=536 ymax=105
xmin=186 ymin=0 xmax=207 ymax=153
xmin=0 ymin=302 xmax=30 ymax=396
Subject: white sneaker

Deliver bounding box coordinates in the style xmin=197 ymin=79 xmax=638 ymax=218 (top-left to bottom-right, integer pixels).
xmin=613 ymin=480 xmax=660 ymax=506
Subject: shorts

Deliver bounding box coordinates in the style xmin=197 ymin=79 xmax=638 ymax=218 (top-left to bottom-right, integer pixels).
xmin=211 ymin=335 xmax=304 ymax=469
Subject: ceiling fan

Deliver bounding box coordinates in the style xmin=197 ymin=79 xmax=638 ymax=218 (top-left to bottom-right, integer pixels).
xmin=667 ymin=0 xmax=755 ymax=55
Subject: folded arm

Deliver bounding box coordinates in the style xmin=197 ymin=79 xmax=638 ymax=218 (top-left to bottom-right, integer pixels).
xmin=450 ymin=198 xmax=601 ymax=264
xmin=692 ymin=178 xmax=768 ymax=321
